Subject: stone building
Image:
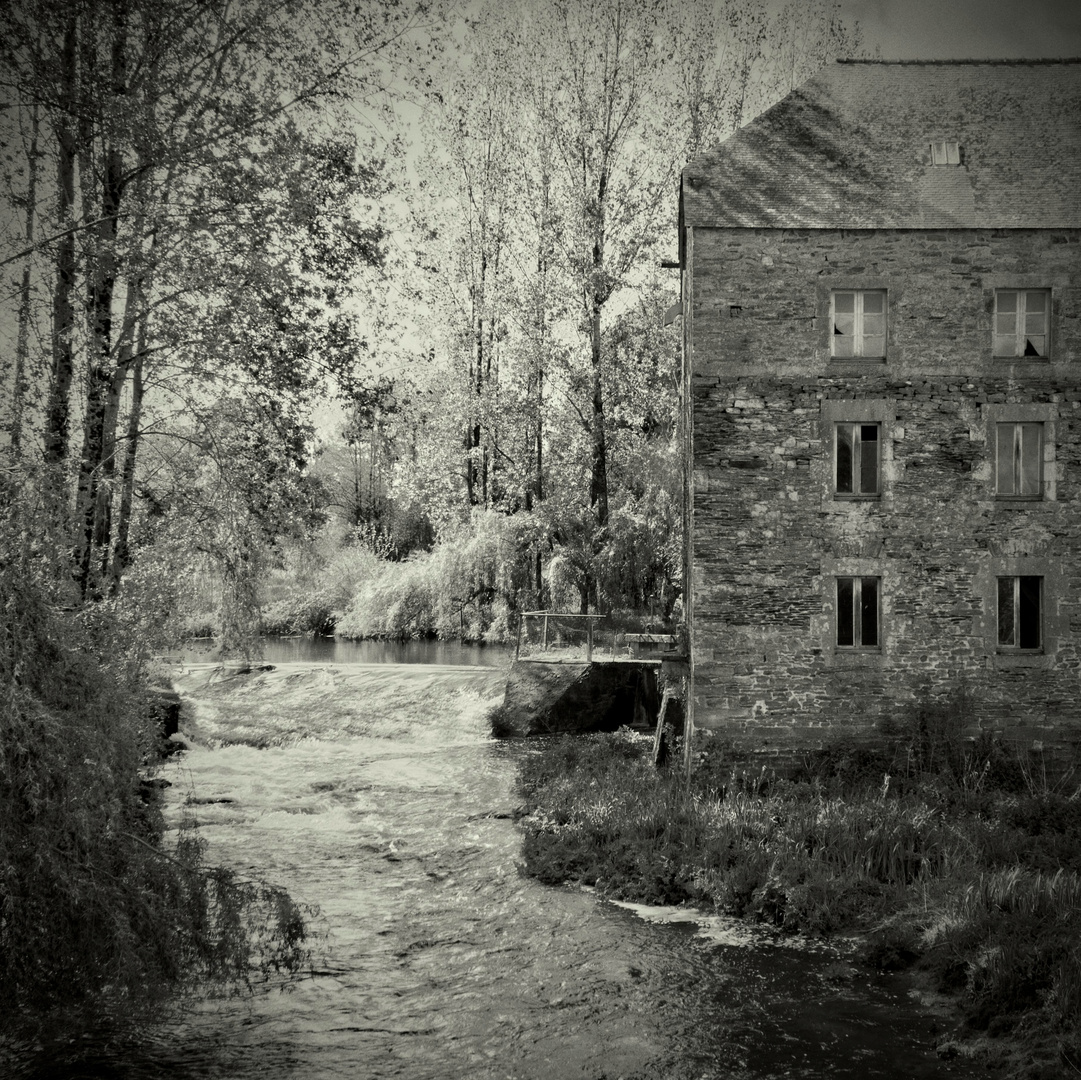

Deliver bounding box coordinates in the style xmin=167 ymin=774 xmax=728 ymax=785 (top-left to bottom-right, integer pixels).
xmin=678 ymin=59 xmax=1081 ymax=765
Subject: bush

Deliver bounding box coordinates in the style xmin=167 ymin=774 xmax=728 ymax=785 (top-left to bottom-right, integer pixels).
xmin=336 ymin=512 xmax=526 ymax=641
xmin=0 ymin=483 xmax=312 ymax=1034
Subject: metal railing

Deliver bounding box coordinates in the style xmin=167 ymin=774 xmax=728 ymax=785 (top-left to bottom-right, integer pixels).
xmin=515 ymin=611 xmax=685 ymax=663
xmin=515 ymin=611 xmax=602 ymax=662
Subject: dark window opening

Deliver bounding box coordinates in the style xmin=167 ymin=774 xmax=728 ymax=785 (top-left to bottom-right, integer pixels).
xmin=835 ymin=422 xmax=880 ymax=496
xmin=998 ymin=575 xmax=1042 ymax=650
xmin=837 ymin=576 xmax=879 ymax=648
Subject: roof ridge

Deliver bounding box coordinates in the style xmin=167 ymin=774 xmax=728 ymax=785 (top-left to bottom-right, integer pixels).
xmin=837 ymin=57 xmax=1081 ymax=66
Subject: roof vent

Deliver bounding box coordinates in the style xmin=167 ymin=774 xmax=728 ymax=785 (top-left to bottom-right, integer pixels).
xmin=930 ymin=140 xmax=961 ymax=165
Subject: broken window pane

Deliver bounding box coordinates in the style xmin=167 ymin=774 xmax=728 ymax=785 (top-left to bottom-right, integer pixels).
xmin=833 ymin=291 xmax=855 ymax=356
xmin=831 ymin=291 xmax=887 ymax=358
xmin=995 ymin=290 xmax=1049 ymax=357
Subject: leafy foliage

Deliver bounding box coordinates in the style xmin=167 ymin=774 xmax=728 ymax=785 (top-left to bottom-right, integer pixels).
xmin=0 ymin=478 xmax=312 ymax=1030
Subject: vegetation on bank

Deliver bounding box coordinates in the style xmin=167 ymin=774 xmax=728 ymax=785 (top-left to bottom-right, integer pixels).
xmin=515 ymin=705 xmax=1081 ymax=1078
xmin=187 ymin=510 xmax=682 ymax=648
xmin=0 ymin=487 xmax=313 ymax=1045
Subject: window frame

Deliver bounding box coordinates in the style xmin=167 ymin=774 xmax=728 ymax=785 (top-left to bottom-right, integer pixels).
xmin=930 ymin=140 xmax=961 ymax=165
xmin=835 ymin=575 xmax=880 ymax=650
xmin=997 ymin=575 xmax=1043 ymax=652
xmin=993 ymin=289 xmax=1051 ymax=359
xmin=830 ymin=289 xmax=887 ymax=360
xmin=995 ymin=421 xmax=1043 ymax=500
xmin=981 ymin=404 xmax=1055 ymax=505
xmin=834 ymin=421 xmax=881 ymax=499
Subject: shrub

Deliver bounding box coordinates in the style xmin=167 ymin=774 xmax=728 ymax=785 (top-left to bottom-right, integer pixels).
xmin=0 ymin=483 xmax=312 ymax=1034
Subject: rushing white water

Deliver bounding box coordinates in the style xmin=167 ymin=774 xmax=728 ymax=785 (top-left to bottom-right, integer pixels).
xmin=11 ymin=661 xmax=983 ymax=1079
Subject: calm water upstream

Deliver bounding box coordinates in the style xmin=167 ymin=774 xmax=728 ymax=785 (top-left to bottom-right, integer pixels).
xmin=13 ymin=655 xmax=983 ymax=1079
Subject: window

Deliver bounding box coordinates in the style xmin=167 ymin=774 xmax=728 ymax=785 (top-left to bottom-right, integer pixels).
xmin=836 ymin=576 xmax=879 ymax=648
xmin=930 ymin=140 xmax=960 ymax=165
xmin=997 ymin=576 xmax=1042 ymax=650
xmin=994 ymin=290 xmax=1049 ymax=358
xmin=835 ymin=422 xmax=880 ymax=496
xmin=995 ymin=422 xmax=1043 ymax=498
xmin=831 ymin=291 xmax=886 ymax=358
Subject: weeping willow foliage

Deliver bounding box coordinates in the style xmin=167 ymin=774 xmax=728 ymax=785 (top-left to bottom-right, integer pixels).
xmin=0 ymin=476 xmax=311 ymax=1026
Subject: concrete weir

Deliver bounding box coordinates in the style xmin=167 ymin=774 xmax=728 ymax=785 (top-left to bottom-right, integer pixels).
xmin=497 ymin=659 xmax=685 ymax=738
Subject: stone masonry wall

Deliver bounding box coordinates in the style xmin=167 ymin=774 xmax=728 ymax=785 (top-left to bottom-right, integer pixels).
xmin=688 ymin=225 xmax=1081 ymax=765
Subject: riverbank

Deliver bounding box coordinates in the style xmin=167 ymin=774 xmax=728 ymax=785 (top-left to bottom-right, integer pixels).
xmin=514 ymin=728 xmax=1081 ymax=1079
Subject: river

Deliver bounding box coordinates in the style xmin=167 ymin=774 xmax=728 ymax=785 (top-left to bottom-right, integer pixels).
xmin=13 ymin=652 xmax=982 ymax=1079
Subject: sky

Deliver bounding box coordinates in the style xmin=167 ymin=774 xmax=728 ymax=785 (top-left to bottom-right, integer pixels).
xmin=844 ymin=0 xmax=1081 ymax=59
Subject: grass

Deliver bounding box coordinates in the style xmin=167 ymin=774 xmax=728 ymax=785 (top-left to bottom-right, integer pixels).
xmin=515 ymin=719 xmax=1081 ymax=1078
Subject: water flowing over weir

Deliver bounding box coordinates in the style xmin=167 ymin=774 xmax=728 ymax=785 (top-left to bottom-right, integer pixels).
xmin=14 ymin=660 xmax=981 ymax=1079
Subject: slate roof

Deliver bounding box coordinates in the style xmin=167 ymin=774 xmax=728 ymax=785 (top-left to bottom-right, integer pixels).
xmin=682 ymin=60 xmax=1081 ymax=230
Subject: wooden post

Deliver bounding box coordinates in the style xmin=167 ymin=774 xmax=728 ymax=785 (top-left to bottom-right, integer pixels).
xmin=682 ymin=675 xmax=693 ymax=781
xmin=542 ymin=613 xmax=549 ymax=651
xmin=515 ymin=613 xmax=523 ymax=660
xmin=586 ymin=617 xmax=594 ymax=663
xmin=652 ymin=691 xmax=672 ymax=767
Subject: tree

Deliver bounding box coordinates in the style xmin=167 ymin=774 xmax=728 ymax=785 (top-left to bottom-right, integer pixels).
xmin=412 ymin=20 xmax=521 ymax=511
xmin=394 ymin=0 xmax=859 ymax=621
xmin=0 ymin=0 xmax=424 ymax=603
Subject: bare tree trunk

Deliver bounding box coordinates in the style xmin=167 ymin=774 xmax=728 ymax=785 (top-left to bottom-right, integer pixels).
xmin=94 ymin=276 xmax=143 ymax=580
xmin=109 ymin=324 xmax=145 ymax=592
xmin=75 ymin=2 xmax=128 ymax=598
xmin=587 ymin=159 xmax=610 ymax=531
xmin=588 ymin=295 xmax=609 ymax=528
xmin=10 ymin=104 xmax=40 ymax=456
xmin=44 ymin=21 xmax=78 ymax=471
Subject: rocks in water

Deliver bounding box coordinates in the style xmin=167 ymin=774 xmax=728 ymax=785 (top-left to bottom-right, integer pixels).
xmin=137 ymin=777 xmax=172 ymax=804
